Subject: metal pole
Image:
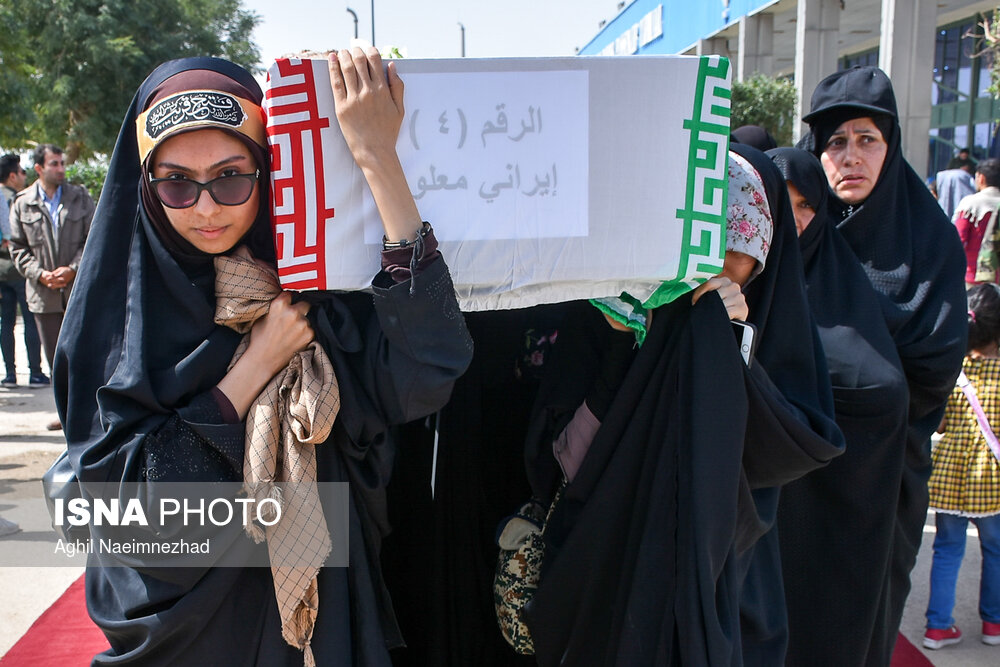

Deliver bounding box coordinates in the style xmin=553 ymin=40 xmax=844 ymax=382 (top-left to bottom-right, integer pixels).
xmin=346 ymin=7 xmax=358 ymax=39
xmin=370 ymin=0 xmax=375 ymax=46
xmin=458 ymin=22 xmax=465 ymax=57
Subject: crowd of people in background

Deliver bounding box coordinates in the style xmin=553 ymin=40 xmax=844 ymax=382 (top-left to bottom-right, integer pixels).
xmin=1 ymin=57 xmax=997 ymax=666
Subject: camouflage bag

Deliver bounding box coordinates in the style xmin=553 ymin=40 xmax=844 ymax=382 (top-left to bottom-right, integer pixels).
xmin=493 ymin=485 xmax=563 ymax=654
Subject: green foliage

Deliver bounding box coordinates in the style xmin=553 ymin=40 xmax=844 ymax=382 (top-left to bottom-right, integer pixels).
xmin=0 ymin=0 xmax=261 ymax=161
xmin=969 ymin=10 xmax=1000 ymax=98
xmin=0 ymin=6 xmax=34 ymax=145
xmin=66 ymin=159 xmax=110 ymax=203
xmin=730 ymin=74 xmax=798 ymax=147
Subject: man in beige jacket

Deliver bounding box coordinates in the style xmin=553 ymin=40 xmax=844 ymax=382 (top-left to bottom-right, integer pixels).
xmin=8 ymin=144 xmax=95 ymax=428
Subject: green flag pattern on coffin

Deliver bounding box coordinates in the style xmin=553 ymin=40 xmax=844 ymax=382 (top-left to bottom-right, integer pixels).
xmin=592 ymin=55 xmax=730 ymax=341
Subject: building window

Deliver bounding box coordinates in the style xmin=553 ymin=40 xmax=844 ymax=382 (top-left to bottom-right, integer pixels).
xmin=929 ymin=17 xmax=996 ymax=176
xmin=931 ymin=22 xmax=977 ymax=106
xmin=838 ymin=49 xmax=879 ymax=71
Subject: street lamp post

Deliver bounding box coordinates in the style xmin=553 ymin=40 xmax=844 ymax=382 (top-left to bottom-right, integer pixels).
xmin=370 ymin=0 xmax=375 ymax=46
xmin=346 ymin=7 xmax=358 ymax=39
xmin=458 ymin=22 xmax=465 ymax=57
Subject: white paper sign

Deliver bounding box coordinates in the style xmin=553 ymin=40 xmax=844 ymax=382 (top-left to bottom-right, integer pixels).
xmin=387 ymin=71 xmax=589 ymax=243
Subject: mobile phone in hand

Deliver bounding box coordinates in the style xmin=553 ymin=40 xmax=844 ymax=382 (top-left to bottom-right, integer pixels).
xmin=732 ymin=320 xmax=758 ymax=368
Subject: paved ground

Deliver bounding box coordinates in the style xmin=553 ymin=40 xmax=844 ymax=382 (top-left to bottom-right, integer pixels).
xmin=0 ymin=322 xmax=81 ymax=658
xmin=900 ymin=509 xmax=998 ymax=665
xmin=1 ymin=317 xmax=999 ymax=662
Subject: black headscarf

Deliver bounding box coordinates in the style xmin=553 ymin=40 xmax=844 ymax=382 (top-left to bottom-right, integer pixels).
xmin=798 ymin=69 xmax=966 ymax=430
xmin=731 ymin=125 xmax=778 ymax=152
xmin=793 ymin=66 xmax=967 ymax=662
xmin=769 ymin=147 xmax=827 ymax=225
xmin=55 ymin=57 xmax=274 ymax=485
xmin=521 ymin=145 xmax=842 ymax=666
xmin=769 ymin=146 xmax=830 ymax=271
xmin=801 ymin=66 xmax=967 ymax=457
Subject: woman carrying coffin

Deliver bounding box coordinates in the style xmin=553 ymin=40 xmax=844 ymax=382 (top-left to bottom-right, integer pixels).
xmin=53 ymin=52 xmax=472 ymax=666
xmin=521 ymin=148 xmax=842 ymax=666
xmin=788 ymin=66 xmax=967 ymax=664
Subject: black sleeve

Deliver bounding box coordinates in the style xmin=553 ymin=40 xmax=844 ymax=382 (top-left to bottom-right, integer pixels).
xmin=741 ymin=362 xmax=845 ymax=490
xmin=366 ymin=254 xmax=474 ymax=426
xmin=896 ymin=229 xmax=967 ymax=447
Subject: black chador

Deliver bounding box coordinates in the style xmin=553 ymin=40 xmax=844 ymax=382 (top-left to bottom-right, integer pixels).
xmin=791 ymin=66 xmax=967 ymax=666
xmin=523 ymin=145 xmax=843 ymax=666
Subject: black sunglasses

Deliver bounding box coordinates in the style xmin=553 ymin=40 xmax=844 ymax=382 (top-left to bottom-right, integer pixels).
xmin=149 ymin=170 xmax=260 ymax=209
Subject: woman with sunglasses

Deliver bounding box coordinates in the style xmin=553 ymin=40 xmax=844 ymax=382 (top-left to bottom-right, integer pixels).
xmin=53 ymin=52 xmax=472 ymax=666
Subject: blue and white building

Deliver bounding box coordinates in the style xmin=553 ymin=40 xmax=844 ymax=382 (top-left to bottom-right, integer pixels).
xmin=579 ymin=0 xmax=1000 ymax=177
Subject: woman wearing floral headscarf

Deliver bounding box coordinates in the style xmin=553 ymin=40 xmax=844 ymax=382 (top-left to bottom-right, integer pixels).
xmin=520 ymin=147 xmax=842 ymax=666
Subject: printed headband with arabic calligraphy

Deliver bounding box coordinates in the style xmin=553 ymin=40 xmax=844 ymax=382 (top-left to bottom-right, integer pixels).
xmin=136 ymin=68 xmax=273 ymax=266
xmin=135 ymin=88 xmax=266 ymax=163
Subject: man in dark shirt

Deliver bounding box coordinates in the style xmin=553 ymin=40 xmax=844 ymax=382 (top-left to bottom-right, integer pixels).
xmin=0 ymin=153 xmax=44 ymax=388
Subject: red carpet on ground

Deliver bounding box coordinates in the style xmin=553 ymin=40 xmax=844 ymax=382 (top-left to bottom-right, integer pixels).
xmin=892 ymin=632 xmax=935 ymax=667
xmin=1 ymin=575 xmax=933 ymax=667
xmin=0 ymin=575 xmax=109 ymax=666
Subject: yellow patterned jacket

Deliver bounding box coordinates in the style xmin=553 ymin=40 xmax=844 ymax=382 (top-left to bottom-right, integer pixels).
xmin=929 ymin=356 xmax=1000 ymax=517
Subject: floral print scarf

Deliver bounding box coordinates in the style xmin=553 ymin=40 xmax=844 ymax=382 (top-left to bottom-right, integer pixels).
xmin=727 ymin=151 xmax=773 ymax=282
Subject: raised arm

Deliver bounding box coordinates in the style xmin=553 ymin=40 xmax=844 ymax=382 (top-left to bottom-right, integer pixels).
xmin=323 ymin=46 xmax=473 ymax=425
xmin=329 ymin=46 xmax=422 ymax=244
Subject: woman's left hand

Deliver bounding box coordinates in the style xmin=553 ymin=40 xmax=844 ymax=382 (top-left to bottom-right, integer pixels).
xmin=691 ymin=276 xmax=749 ymax=321
xmin=329 ymin=46 xmax=404 ymax=171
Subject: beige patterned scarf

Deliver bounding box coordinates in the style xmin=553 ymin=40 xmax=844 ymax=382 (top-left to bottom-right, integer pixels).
xmin=214 ymin=245 xmax=340 ymax=667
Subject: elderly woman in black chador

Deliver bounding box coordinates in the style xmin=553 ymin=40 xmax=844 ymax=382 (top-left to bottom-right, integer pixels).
xmin=776 ymin=66 xmax=967 ymax=665
xmin=53 ymin=53 xmax=472 ymax=666
xmin=520 ymin=146 xmax=843 ymax=666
